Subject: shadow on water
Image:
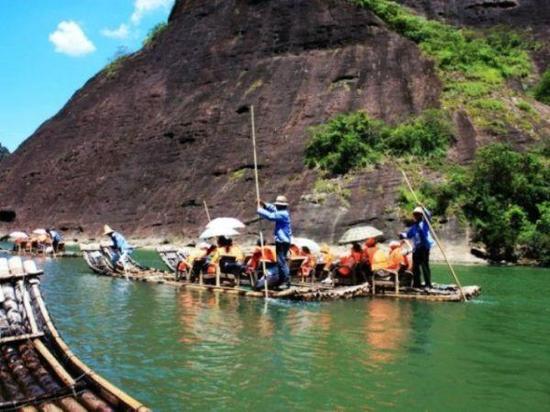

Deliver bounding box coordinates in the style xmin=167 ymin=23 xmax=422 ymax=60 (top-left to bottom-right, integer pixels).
xmin=16 ymin=251 xmax=550 ymax=411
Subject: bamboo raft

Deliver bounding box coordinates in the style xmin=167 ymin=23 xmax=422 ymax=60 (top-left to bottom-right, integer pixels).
xmin=0 ymin=249 xmax=81 ymax=259
xmin=0 ymin=256 xmax=149 ymax=411
xmin=81 ymin=245 xmax=480 ymax=302
xmin=155 ymin=246 xmax=190 ymax=273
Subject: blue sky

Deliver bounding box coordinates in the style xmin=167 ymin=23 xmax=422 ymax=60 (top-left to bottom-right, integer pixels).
xmin=0 ymin=0 xmax=174 ymax=152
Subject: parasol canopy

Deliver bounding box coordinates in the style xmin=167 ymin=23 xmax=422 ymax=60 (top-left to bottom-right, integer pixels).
xmin=291 ymin=237 xmax=320 ymax=254
xmin=338 ymin=226 xmax=383 ymax=244
xmin=199 ymin=226 xmax=240 ymax=239
xmin=206 ymin=217 xmax=245 ymax=230
xmin=32 ymin=229 xmax=47 ymax=235
xmin=9 ymin=231 xmax=29 ymax=241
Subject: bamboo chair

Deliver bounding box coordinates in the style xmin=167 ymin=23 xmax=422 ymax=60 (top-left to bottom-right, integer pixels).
xmin=288 ymin=257 xmax=306 ymax=278
xmin=371 ymin=269 xmax=399 ymax=295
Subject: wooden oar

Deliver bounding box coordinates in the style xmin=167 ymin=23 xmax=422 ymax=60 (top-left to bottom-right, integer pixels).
xmin=400 ymin=169 xmax=466 ymax=301
xmin=250 ymin=105 xmax=270 ymax=299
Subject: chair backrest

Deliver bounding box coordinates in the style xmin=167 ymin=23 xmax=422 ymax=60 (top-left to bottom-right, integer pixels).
xmin=0 ymin=258 xmax=9 ymax=278
xmin=288 ymin=256 xmax=306 ymax=274
xmin=219 ymin=255 xmax=237 ymax=265
xmin=8 ymin=256 xmax=24 ymax=275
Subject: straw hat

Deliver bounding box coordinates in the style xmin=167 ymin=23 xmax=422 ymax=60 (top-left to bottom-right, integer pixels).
xmin=320 ymin=243 xmax=331 ymax=253
xmin=274 ymin=195 xmax=289 ymax=206
xmin=413 ymin=206 xmax=424 ymax=215
xmin=103 ymin=225 xmax=114 ymax=235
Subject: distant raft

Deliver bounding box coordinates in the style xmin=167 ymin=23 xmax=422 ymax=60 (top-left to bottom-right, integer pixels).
xmin=80 ymin=244 xmax=480 ymax=302
xmin=80 ymin=243 xmax=170 ymax=281
xmin=0 ymin=256 xmax=149 ymax=411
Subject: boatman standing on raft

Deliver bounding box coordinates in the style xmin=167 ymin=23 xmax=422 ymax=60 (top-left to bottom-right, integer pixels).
xmin=103 ymin=225 xmax=133 ymax=270
xmin=257 ymin=195 xmax=292 ymax=288
xmin=401 ymin=206 xmax=434 ymax=289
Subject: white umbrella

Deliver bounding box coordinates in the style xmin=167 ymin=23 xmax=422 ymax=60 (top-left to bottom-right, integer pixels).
xmin=199 ymin=226 xmax=240 ymax=239
xmin=32 ymin=229 xmax=47 ymax=235
xmin=338 ymin=226 xmax=384 ymax=244
xmin=291 ymin=237 xmax=320 ymax=254
xmin=9 ymin=231 xmax=28 ymax=241
xmin=206 ymin=217 xmax=245 ymax=230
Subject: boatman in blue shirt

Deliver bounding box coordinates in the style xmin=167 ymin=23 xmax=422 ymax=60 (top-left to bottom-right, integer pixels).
xmin=257 ymin=195 xmax=292 ymax=288
xmin=46 ymin=228 xmax=62 ymax=253
xmin=103 ymin=225 xmax=133 ymax=270
xmin=401 ymin=206 xmax=434 ymax=289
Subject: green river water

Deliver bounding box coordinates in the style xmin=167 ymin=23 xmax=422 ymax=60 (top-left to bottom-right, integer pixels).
xmin=21 ymin=251 xmax=550 ymax=411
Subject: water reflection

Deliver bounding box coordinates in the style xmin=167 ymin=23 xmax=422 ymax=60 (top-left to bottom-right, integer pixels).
xmin=32 ymin=255 xmax=550 ymax=411
xmin=365 ymin=300 xmax=412 ymax=365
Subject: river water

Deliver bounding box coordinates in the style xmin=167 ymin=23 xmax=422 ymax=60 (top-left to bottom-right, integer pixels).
xmin=23 ymin=252 xmax=550 ymax=411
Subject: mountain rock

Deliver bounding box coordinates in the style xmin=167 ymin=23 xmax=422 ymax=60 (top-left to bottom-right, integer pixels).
xmin=0 ymin=0 xmax=547 ymax=245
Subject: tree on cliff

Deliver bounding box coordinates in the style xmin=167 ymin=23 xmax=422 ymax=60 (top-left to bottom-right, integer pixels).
xmin=0 ymin=143 xmax=9 ymax=162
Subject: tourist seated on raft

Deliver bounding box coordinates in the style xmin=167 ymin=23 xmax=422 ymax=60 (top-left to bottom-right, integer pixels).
xmin=369 ymin=240 xmax=414 ymax=288
xmin=387 ymin=240 xmax=413 ymax=287
xmin=211 ymin=236 xmax=246 ymax=277
xmin=319 ymin=243 xmax=335 ymax=276
xmin=323 ymin=242 xmax=367 ymax=286
xmin=298 ymin=246 xmax=317 ymax=281
xmin=176 ymin=242 xmax=211 ymax=279
xmin=251 ymin=241 xmax=280 ymax=291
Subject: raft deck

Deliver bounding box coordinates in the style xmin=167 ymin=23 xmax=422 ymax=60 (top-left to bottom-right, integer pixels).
xmin=80 ymin=246 xmax=481 ymax=302
xmin=0 ymin=256 xmax=149 ymax=411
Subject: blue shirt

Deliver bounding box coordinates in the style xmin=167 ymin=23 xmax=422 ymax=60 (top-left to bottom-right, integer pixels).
xmin=111 ymin=232 xmax=131 ymax=253
xmin=404 ymin=211 xmax=434 ymax=251
xmin=257 ymin=203 xmax=292 ymax=244
xmin=50 ymin=230 xmax=62 ymax=242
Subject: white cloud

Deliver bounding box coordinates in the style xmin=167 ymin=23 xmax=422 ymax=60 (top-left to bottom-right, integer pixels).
xmin=131 ymin=0 xmax=174 ymax=24
xmin=49 ymin=21 xmax=96 ymax=56
xmin=101 ymin=23 xmax=130 ymax=39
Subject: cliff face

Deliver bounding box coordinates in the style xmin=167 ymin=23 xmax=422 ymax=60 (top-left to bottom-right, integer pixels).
xmin=0 ymin=0 xmax=547 ymax=243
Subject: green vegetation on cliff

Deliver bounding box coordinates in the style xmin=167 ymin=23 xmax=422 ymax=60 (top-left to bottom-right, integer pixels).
xmin=305 ymin=110 xmax=452 ymax=175
xmin=352 ymin=0 xmax=542 ymax=136
xmin=304 ymin=1 xmax=549 ymax=264
xmin=0 ymin=143 xmax=9 ymax=161
xmin=534 ymin=69 xmax=550 ymax=105
xmin=143 ymin=22 xmax=168 ymax=47
xmin=402 ymin=144 xmax=550 ymax=265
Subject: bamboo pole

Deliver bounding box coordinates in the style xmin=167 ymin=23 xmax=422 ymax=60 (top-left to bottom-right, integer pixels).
xmin=203 ymin=200 xmax=211 ymax=222
xmin=250 ymin=106 xmax=270 ymax=299
xmin=400 ymin=169 xmax=466 ymax=301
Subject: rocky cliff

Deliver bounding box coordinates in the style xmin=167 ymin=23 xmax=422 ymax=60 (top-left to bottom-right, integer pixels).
xmin=0 ymin=0 xmax=548 ymax=245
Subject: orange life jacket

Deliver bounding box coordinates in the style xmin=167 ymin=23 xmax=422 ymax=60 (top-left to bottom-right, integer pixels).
xmin=371 ymin=249 xmax=390 ymax=271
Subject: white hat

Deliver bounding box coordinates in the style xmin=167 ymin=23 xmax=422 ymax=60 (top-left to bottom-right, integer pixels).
xmin=274 ymin=195 xmax=289 ymax=206
xmin=413 ymin=206 xmax=424 ymax=215
xmin=103 ymin=225 xmax=114 ymax=235
xmin=197 ymin=242 xmax=211 ymax=250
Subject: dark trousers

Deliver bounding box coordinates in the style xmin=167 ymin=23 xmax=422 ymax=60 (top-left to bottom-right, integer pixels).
xmin=276 ymin=242 xmax=290 ymax=284
xmin=412 ymin=247 xmax=432 ymax=288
